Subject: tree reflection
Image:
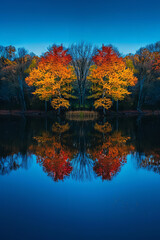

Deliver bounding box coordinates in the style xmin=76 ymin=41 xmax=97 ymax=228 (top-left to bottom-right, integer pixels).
xmin=136 ymin=149 xmax=160 ymax=174
xmin=0 ymin=155 xmax=20 ymax=175
xmin=133 ymin=117 xmax=160 ymax=174
xmin=2 ymin=117 xmax=160 ymax=181
xmin=29 ymin=123 xmax=73 ymax=181
xmin=70 ymin=153 xmax=95 ymax=181
xmin=89 ymin=122 xmax=134 ymax=180
xmin=0 ymin=118 xmax=36 ymax=175
xmin=29 ymin=121 xmax=135 ymax=181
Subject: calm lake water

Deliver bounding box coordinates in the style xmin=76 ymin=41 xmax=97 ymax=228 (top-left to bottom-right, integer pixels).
xmin=0 ymin=116 xmax=160 ymax=240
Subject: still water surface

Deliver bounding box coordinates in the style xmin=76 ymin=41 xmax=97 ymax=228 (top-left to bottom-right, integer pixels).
xmin=0 ymin=116 xmax=160 ymax=240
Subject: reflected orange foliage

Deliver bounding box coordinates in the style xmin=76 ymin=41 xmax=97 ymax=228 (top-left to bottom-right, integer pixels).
xmin=52 ymin=122 xmax=70 ymax=133
xmin=29 ymin=124 xmax=73 ymax=181
xmin=90 ymin=123 xmax=134 ymax=180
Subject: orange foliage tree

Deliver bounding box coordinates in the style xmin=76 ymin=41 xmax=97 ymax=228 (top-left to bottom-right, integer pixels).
xmin=89 ymin=122 xmax=134 ymax=180
xmin=25 ymin=45 xmax=75 ymax=110
xmin=88 ymin=46 xmax=137 ymax=110
xmin=153 ymin=53 xmax=160 ymax=73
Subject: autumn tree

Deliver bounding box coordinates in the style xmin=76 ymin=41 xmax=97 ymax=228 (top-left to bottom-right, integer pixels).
xmin=137 ymin=148 xmax=160 ymax=174
xmin=4 ymin=45 xmax=16 ymax=61
xmin=26 ymin=45 xmax=75 ymax=111
xmin=128 ymin=49 xmax=160 ymax=110
xmin=15 ymin=48 xmax=32 ymax=111
xmin=89 ymin=122 xmax=134 ymax=180
xmin=88 ymin=46 xmax=137 ymax=112
xmin=31 ymin=133 xmax=73 ymax=181
xmin=29 ymin=123 xmax=73 ymax=181
xmin=0 ymin=46 xmax=35 ymax=111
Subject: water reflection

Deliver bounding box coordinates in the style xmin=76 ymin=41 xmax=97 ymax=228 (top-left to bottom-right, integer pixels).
xmin=136 ymin=150 xmax=160 ymax=174
xmin=89 ymin=122 xmax=134 ymax=180
xmin=0 ymin=117 xmax=160 ymax=181
xmin=29 ymin=124 xmax=74 ymax=181
xmin=70 ymin=153 xmax=95 ymax=181
xmin=0 ymin=154 xmax=32 ymax=175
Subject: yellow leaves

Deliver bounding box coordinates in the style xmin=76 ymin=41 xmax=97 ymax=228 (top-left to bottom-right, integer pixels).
xmin=3 ymin=58 xmax=16 ymax=66
xmin=52 ymin=123 xmax=70 ymax=133
xmin=25 ymin=48 xmax=75 ymax=110
xmin=95 ymin=122 xmax=112 ymax=133
xmin=94 ymin=97 xmax=112 ymax=109
xmin=51 ymin=98 xmax=70 ymax=109
xmin=88 ymin=54 xmax=137 ymax=109
xmin=25 ymin=58 xmax=39 ymax=74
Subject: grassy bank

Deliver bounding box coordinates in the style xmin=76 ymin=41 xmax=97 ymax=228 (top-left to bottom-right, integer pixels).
xmin=66 ymin=111 xmax=99 ymax=121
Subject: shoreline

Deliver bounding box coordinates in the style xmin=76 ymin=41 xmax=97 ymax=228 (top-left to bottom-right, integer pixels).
xmin=0 ymin=109 xmax=160 ymax=117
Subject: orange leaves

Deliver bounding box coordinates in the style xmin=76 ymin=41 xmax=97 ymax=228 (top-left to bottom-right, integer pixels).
xmin=88 ymin=46 xmax=137 ymax=110
xmin=29 ymin=125 xmax=73 ymax=182
xmin=90 ymin=123 xmax=134 ymax=180
xmin=25 ymin=45 xmax=75 ymax=110
xmin=52 ymin=122 xmax=70 ymax=133
xmin=94 ymin=122 xmax=112 ymax=133
xmin=153 ymin=54 xmax=160 ymax=72
xmin=51 ymin=98 xmax=70 ymax=110
xmin=93 ymin=46 xmax=118 ymax=66
xmin=94 ymin=97 xmax=112 ymax=109
xmin=41 ymin=46 xmax=72 ymax=66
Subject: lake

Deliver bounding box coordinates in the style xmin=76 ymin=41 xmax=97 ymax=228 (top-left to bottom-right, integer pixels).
xmin=0 ymin=116 xmax=160 ymax=240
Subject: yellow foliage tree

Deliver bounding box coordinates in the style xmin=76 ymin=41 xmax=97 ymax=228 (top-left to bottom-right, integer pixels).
xmin=25 ymin=45 xmax=75 ymax=110
xmin=88 ymin=46 xmax=137 ymax=110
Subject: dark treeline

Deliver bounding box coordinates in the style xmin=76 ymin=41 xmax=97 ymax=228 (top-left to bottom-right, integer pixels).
xmin=0 ymin=45 xmax=42 ymax=111
xmin=0 ymin=41 xmax=160 ymax=112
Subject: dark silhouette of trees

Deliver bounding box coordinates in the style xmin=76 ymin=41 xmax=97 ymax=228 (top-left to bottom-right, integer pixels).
xmin=0 ymin=45 xmax=37 ymax=110
xmin=69 ymin=42 xmax=96 ymax=108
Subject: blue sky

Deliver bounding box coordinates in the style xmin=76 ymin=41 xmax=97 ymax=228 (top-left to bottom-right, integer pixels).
xmin=1 ymin=0 xmax=160 ymax=55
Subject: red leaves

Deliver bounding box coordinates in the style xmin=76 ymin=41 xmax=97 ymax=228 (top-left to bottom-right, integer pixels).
xmin=41 ymin=45 xmax=72 ymax=66
xmin=153 ymin=54 xmax=160 ymax=71
xmin=92 ymin=46 xmax=119 ymax=66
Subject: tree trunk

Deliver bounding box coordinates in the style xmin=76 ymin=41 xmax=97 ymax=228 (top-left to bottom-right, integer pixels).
xmin=58 ymin=107 xmax=61 ymax=115
xmin=18 ymin=75 xmax=26 ymax=112
xmin=78 ymin=84 xmax=82 ymax=109
xmin=102 ymin=92 xmax=106 ymax=115
xmin=116 ymin=117 xmax=119 ymax=131
xmin=137 ymin=76 xmax=145 ymax=111
xmin=137 ymin=89 xmax=142 ymax=111
xmin=80 ymin=89 xmax=83 ymax=109
xmin=82 ymin=88 xmax=86 ymax=109
xmin=45 ymin=101 xmax=47 ymax=114
xmin=116 ymin=100 xmax=119 ymax=113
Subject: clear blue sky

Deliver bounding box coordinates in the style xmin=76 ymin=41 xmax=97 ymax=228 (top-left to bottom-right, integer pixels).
xmin=1 ymin=0 xmax=160 ymax=55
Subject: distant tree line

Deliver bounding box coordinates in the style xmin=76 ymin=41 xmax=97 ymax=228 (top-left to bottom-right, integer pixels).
xmin=0 ymin=41 xmax=160 ymax=113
